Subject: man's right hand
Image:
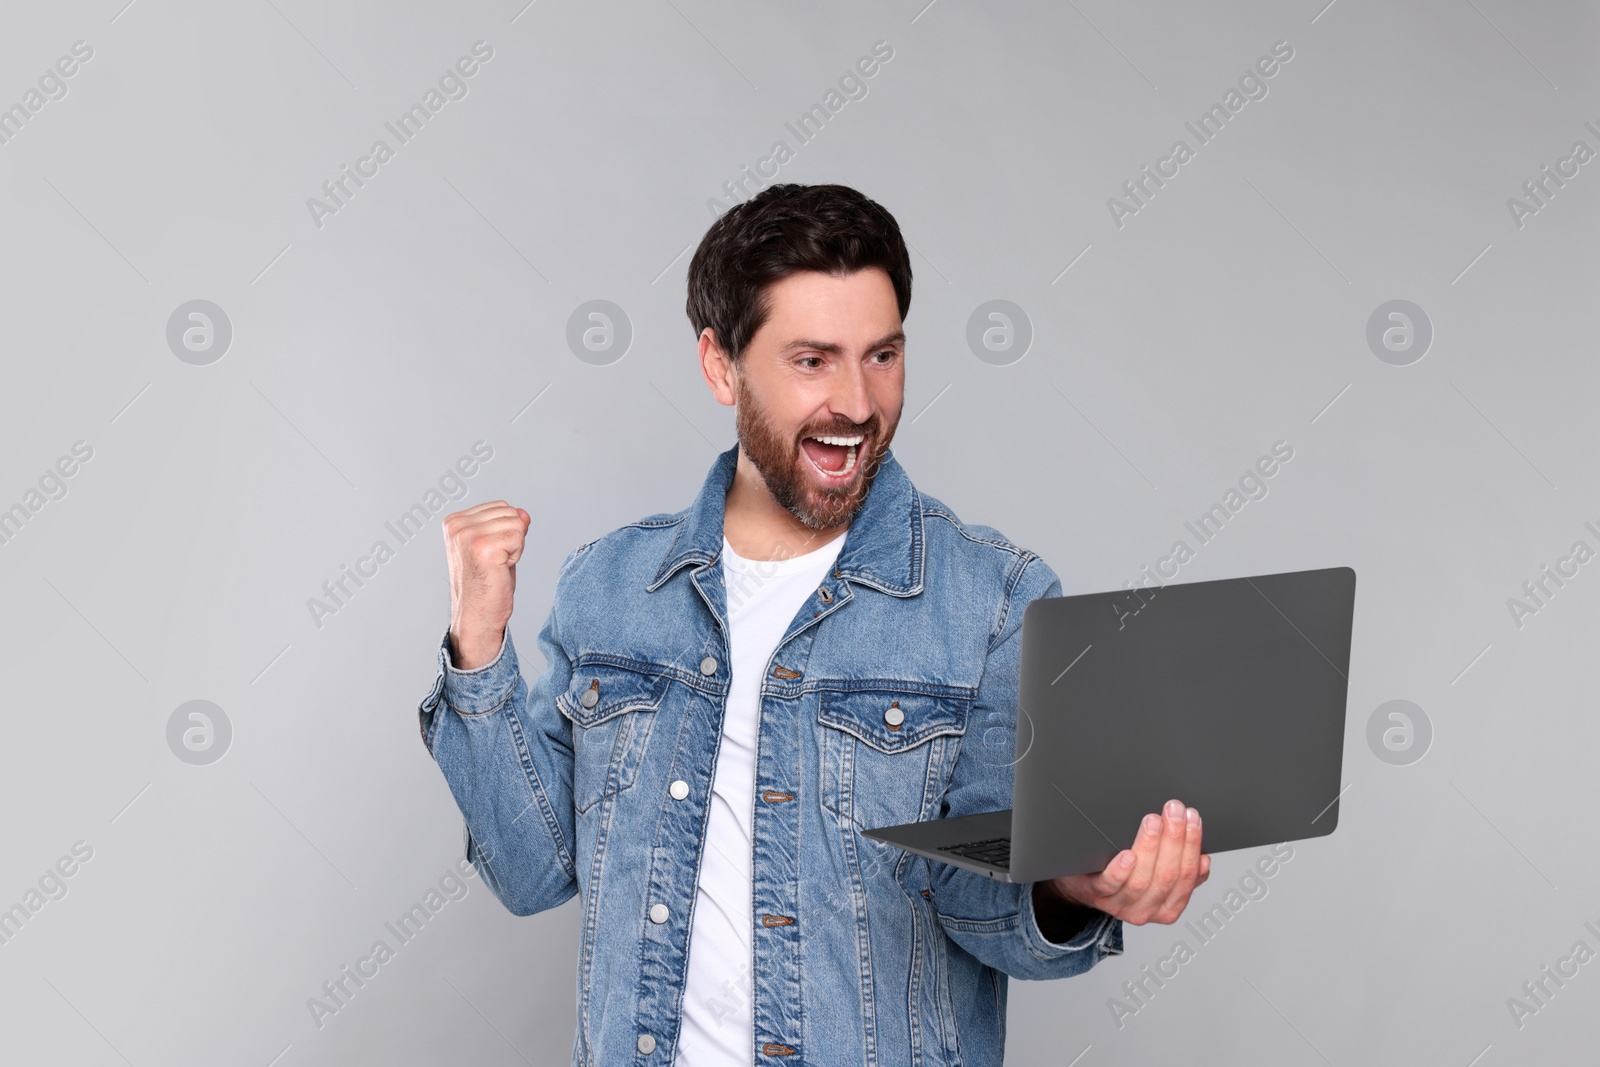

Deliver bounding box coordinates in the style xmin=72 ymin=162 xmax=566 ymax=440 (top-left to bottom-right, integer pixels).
xmin=443 ymin=500 xmax=532 ymax=670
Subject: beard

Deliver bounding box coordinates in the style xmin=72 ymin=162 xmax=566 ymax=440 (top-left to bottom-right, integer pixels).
xmin=733 ymin=367 xmax=897 ymax=531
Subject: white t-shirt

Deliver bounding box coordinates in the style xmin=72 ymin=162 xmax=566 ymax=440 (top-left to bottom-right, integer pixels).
xmin=676 ymin=529 xmax=848 ymax=1066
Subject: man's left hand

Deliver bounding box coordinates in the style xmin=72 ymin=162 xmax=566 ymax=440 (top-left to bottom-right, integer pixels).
xmin=1043 ymin=798 xmax=1210 ymax=926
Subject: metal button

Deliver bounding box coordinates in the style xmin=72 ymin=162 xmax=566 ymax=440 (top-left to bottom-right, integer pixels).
xmin=669 ymin=779 xmax=689 ymax=800
xmin=637 ymin=1034 xmax=657 ymax=1054
xmin=699 ymin=656 xmax=718 ymax=675
xmin=579 ymin=686 xmax=598 ymax=709
xmin=884 ymin=704 xmax=905 ymax=727
xmin=649 ymin=903 xmax=669 ymax=924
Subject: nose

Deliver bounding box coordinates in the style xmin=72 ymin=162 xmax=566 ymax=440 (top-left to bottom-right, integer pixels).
xmin=829 ymin=357 xmax=873 ymax=429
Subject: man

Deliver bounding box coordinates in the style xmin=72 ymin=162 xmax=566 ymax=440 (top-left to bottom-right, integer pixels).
xmin=418 ymin=183 xmax=1210 ymax=1065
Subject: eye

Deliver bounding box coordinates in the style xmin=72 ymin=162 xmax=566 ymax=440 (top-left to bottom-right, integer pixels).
xmin=798 ymin=356 xmax=823 ymax=369
xmin=872 ymin=349 xmax=898 ymax=364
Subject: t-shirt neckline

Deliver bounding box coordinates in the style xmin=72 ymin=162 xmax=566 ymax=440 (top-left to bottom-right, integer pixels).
xmin=721 ymin=530 xmax=847 ymax=576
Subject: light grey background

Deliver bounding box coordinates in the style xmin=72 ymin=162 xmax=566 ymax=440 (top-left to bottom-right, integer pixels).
xmin=1 ymin=0 xmax=1595 ymax=1063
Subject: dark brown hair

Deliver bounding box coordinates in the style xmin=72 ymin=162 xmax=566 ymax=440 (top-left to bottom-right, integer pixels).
xmin=686 ymin=183 xmax=913 ymax=362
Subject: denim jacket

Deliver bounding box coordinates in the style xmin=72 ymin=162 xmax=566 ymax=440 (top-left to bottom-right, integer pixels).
xmin=417 ymin=443 xmax=1123 ymax=1066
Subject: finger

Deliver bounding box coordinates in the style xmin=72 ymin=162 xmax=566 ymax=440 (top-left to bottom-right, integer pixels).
xmin=1155 ymin=807 xmax=1204 ymax=921
xmin=456 ymin=508 xmax=525 ymax=534
xmin=453 ymin=527 xmax=530 ymax=574
xmin=1196 ymin=853 xmax=1211 ymax=884
xmin=1104 ymin=812 xmax=1164 ymax=917
xmin=1171 ymin=807 xmax=1203 ymax=895
xmin=1147 ymin=799 xmax=1189 ymax=906
xmin=462 ymin=532 xmax=529 ymax=567
xmin=464 ymin=514 xmax=528 ymax=537
xmin=454 ymin=499 xmax=513 ymax=518
xmin=445 ymin=506 xmax=520 ymax=541
xmin=454 ymin=518 xmax=530 ymax=553
xmin=1087 ymin=850 xmax=1137 ymax=898
xmin=1134 ymin=799 xmax=1187 ymax=923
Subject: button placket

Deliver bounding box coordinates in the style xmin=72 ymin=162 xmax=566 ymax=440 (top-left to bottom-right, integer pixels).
xmin=748 ymin=623 xmax=817 ymax=1061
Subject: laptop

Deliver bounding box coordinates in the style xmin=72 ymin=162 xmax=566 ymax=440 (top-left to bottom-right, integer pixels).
xmin=862 ymin=565 xmax=1356 ymax=883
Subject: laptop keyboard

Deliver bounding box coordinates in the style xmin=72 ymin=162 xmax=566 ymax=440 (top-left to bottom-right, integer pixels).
xmin=937 ymin=836 xmax=1011 ymax=869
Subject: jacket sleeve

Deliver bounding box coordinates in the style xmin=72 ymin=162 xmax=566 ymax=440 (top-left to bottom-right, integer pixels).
xmin=928 ymin=552 xmax=1125 ymax=980
xmin=416 ymin=546 xmax=584 ymax=917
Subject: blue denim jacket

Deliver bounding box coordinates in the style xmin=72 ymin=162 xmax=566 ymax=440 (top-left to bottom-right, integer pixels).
xmin=418 ymin=443 xmax=1123 ymax=1066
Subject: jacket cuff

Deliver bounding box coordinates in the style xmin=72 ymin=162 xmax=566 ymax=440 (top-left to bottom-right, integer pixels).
xmin=1020 ymin=884 xmax=1124 ymax=963
xmin=435 ymin=627 xmax=520 ymax=715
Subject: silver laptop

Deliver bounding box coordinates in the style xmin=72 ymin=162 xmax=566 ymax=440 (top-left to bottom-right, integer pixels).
xmin=863 ymin=566 xmax=1356 ymax=882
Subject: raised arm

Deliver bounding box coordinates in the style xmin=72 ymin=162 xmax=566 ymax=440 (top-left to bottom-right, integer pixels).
xmin=417 ymin=501 xmax=582 ymax=916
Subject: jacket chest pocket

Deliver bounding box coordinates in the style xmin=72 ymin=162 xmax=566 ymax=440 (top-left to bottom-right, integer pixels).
xmin=817 ymin=686 xmax=971 ymax=833
xmin=557 ymin=662 xmax=671 ymax=815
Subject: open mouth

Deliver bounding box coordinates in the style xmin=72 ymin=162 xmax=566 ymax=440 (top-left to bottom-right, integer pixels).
xmin=800 ymin=432 xmax=865 ymax=482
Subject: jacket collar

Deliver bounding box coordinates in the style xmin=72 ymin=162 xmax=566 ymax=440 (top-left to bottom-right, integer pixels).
xmin=647 ymin=442 xmax=924 ymax=597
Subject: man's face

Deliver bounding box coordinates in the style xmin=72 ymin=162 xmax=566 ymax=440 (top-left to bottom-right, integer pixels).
xmin=726 ymin=268 xmax=905 ymax=530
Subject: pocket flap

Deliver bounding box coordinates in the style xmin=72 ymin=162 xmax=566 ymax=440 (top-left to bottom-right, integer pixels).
xmin=818 ymin=686 xmax=971 ymax=753
xmin=558 ymin=661 xmax=671 ymax=728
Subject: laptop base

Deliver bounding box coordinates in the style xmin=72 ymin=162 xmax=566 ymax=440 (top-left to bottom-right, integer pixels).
xmin=862 ymin=809 xmax=1016 ymax=882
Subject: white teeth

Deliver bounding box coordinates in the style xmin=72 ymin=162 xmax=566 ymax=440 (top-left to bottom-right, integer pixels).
xmin=837 ymin=444 xmax=858 ymax=476
xmin=802 ymin=432 xmax=865 ymax=479
xmin=806 ymin=442 xmax=858 ymax=478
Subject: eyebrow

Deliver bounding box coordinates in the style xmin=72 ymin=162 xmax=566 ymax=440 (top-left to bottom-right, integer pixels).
xmin=780 ymin=330 xmax=905 ymax=356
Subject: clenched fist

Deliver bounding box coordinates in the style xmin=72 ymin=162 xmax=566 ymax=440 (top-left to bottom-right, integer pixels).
xmin=443 ymin=501 xmax=532 ymax=669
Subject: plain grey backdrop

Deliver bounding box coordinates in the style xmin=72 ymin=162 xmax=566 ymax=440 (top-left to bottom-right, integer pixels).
xmin=1 ymin=0 xmax=1595 ymax=1063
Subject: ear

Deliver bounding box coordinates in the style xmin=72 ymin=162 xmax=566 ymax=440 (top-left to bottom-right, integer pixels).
xmin=699 ymin=328 xmax=738 ymax=407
